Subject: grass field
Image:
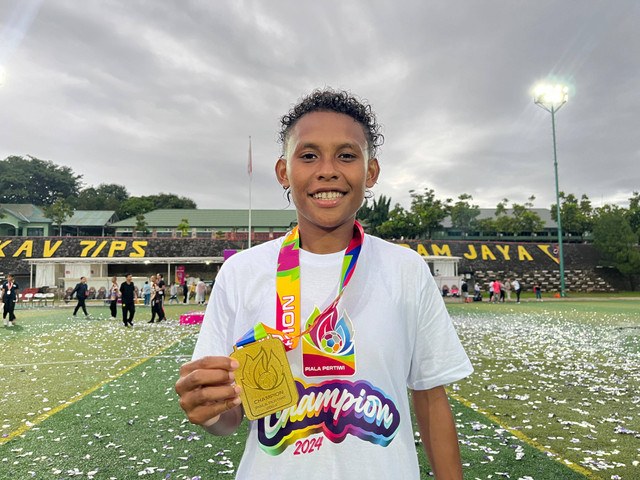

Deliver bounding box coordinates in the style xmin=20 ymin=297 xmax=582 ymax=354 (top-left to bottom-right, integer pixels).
xmin=1 ymin=299 xmax=638 ymax=479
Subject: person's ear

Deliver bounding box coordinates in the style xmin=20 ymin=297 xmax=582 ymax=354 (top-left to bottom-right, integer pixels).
xmin=365 ymin=158 xmax=380 ymax=188
xmin=275 ymin=157 xmax=290 ymax=188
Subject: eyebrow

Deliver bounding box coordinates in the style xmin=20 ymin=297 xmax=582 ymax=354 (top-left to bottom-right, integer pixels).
xmin=298 ymin=142 xmax=360 ymax=150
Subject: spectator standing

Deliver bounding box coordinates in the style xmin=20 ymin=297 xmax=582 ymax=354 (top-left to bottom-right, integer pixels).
xmin=512 ymin=278 xmax=522 ymax=303
xmin=196 ymin=280 xmax=207 ymax=305
xmin=120 ymin=273 xmax=136 ymax=327
xmin=492 ymin=280 xmax=502 ymax=303
xmin=71 ymin=277 xmax=92 ymax=318
xmin=2 ymin=274 xmax=19 ymax=327
xmin=504 ymin=279 xmax=512 ymax=302
xmin=461 ymin=280 xmax=469 ymax=301
xmin=142 ymin=281 xmax=151 ymax=306
xmin=168 ymin=283 xmax=179 ymax=304
xmin=149 ymin=274 xmax=166 ymax=323
xmin=108 ymin=276 xmax=119 ymax=320
xmin=534 ymin=281 xmax=543 ymax=301
xmin=182 ymin=282 xmax=189 ymax=304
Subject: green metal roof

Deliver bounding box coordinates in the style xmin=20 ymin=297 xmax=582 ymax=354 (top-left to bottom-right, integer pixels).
xmin=0 ymin=204 xmax=51 ymax=223
xmin=111 ymin=209 xmax=298 ymax=228
xmin=63 ymin=210 xmax=118 ymax=227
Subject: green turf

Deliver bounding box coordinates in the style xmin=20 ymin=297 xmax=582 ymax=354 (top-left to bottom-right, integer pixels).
xmin=2 ymin=301 xmax=638 ymax=478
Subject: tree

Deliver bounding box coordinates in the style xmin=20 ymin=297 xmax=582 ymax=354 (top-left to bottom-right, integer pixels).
xmin=407 ymin=188 xmax=451 ymax=238
xmin=357 ymin=194 xmax=391 ymax=235
xmin=0 ymin=155 xmax=81 ymax=205
xmin=551 ymin=192 xmax=594 ymax=235
xmin=494 ymin=198 xmax=514 ymax=234
xmin=42 ymin=198 xmax=74 ymax=236
xmin=376 ymin=188 xmax=450 ymax=239
xmin=377 ymin=204 xmax=420 ymax=239
xmin=593 ymin=208 xmax=640 ymax=282
xmin=117 ymin=193 xmax=196 ymax=219
xmin=177 ymin=218 xmax=191 ymax=237
xmin=626 ymin=191 xmax=640 ymax=242
xmin=152 ymin=193 xmax=197 ymax=210
xmin=118 ymin=197 xmax=156 ymax=219
xmin=74 ymin=183 xmax=130 ymax=212
xmin=511 ymin=196 xmax=544 ymax=234
xmin=134 ymin=214 xmax=149 ymax=236
xmin=450 ymin=193 xmax=480 ymax=233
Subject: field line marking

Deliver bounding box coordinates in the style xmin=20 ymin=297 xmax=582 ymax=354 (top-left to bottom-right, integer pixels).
xmin=0 ymin=331 xmax=196 ymax=446
xmin=447 ymin=390 xmax=604 ymax=480
xmin=0 ymin=355 xmax=191 ymax=368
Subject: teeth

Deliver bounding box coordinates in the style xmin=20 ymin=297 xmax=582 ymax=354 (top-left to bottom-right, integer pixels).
xmin=313 ymin=191 xmax=344 ymax=200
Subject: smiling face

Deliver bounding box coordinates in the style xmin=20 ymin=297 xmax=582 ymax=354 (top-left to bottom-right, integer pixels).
xmin=276 ymin=111 xmax=379 ymax=250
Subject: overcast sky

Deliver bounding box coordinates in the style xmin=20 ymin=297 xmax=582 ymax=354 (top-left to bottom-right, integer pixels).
xmin=1 ymin=0 xmax=638 ymax=213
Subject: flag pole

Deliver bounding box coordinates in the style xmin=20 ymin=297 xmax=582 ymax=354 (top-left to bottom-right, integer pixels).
xmin=248 ymin=136 xmax=252 ymax=249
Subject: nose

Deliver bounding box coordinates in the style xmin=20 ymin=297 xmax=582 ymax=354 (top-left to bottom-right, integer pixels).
xmin=316 ymin=156 xmax=339 ymax=180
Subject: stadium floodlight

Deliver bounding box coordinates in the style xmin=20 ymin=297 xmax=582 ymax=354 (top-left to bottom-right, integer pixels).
xmin=533 ymin=83 xmax=569 ymax=297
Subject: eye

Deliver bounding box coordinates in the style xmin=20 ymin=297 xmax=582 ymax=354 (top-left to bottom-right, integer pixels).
xmin=338 ymin=152 xmax=357 ymax=161
xmin=300 ymin=152 xmax=317 ymax=161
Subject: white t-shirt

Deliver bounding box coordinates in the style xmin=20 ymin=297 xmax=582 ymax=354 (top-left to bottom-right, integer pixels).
xmin=193 ymin=234 xmax=473 ymax=480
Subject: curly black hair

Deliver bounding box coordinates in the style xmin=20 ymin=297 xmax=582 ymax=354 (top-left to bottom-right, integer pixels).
xmin=279 ymin=88 xmax=384 ymax=159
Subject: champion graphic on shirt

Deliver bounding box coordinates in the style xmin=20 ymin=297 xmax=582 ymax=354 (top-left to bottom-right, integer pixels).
xmin=302 ymin=306 xmax=355 ymax=377
xmin=257 ymin=378 xmax=400 ymax=456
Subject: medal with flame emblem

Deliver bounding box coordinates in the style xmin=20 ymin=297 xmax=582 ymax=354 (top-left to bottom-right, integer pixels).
xmin=230 ymin=336 xmax=299 ymax=420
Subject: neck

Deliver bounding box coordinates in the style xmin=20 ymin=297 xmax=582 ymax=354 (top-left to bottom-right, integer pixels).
xmin=298 ymin=220 xmax=356 ymax=254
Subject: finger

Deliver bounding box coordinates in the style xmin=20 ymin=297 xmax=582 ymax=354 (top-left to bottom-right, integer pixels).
xmin=175 ymin=366 xmax=238 ymax=396
xmin=187 ymin=396 xmax=242 ymax=426
xmin=179 ymin=356 xmax=239 ymax=377
xmin=180 ymin=385 xmax=242 ymax=425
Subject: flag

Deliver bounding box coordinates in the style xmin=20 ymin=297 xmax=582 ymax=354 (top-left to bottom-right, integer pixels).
xmin=248 ymin=136 xmax=253 ymax=175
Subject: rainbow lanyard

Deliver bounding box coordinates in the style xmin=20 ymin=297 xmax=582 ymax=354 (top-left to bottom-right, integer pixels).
xmin=235 ymin=221 xmax=364 ymax=351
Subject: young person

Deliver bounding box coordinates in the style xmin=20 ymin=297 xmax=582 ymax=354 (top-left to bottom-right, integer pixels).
xmin=120 ymin=273 xmax=136 ymax=327
xmin=149 ymin=274 xmax=166 ymax=323
xmin=108 ymin=276 xmax=119 ymax=320
xmin=175 ymin=89 xmax=473 ymax=479
xmin=71 ymin=276 xmax=91 ymax=318
xmin=2 ymin=274 xmax=20 ymax=327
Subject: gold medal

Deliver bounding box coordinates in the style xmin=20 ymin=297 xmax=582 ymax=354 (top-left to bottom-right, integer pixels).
xmin=230 ymin=336 xmax=299 ymax=420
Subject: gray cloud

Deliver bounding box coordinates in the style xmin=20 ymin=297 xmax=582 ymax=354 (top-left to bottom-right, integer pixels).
xmin=0 ymin=0 xmax=638 ymax=214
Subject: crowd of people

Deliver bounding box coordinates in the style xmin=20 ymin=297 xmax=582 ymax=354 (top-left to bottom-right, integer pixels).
xmin=440 ymin=278 xmax=544 ymax=303
xmin=62 ymin=274 xmax=213 ymax=326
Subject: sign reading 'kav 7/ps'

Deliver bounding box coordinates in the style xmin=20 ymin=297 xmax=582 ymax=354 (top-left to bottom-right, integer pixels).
xmin=0 ymin=239 xmax=148 ymax=258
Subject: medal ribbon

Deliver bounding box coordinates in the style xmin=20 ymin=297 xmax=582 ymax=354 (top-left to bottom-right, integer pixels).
xmin=235 ymin=221 xmax=364 ymax=351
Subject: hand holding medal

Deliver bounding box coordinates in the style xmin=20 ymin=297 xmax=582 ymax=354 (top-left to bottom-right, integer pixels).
xmin=174 ymin=356 xmax=243 ymax=432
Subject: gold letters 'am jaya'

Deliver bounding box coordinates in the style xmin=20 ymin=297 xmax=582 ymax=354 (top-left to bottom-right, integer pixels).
xmin=230 ymin=337 xmax=299 ymax=420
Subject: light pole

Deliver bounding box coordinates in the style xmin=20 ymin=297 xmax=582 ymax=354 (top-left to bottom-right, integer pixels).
xmin=534 ymin=84 xmax=568 ymax=297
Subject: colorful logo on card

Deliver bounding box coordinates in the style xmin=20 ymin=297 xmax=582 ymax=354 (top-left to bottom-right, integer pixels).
xmin=302 ymin=306 xmax=355 ymax=377
xmin=257 ymin=379 xmax=400 ymax=455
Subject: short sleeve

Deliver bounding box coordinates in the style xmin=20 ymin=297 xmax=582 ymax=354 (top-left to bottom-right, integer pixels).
xmin=192 ymin=267 xmax=238 ymax=360
xmin=407 ymin=263 xmax=473 ymax=390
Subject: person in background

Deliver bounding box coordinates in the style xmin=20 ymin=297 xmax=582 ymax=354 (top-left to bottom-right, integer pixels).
xmin=2 ymin=274 xmax=20 ymax=327
xmin=461 ymin=280 xmax=469 ymax=301
xmin=71 ymin=277 xmax=92 ymax=318
xmin=168 ymin=283 xmax=179 ymax=304
xmin=182 ymin=282 xmax=189 ymax=304
xmin=504 ymin=278 xmax=512 ymax=302
xmin=142 ymin=281 xmax=151 ymax=306
xmin=196 ymin=280 xmax=207 ymax=305
xmin=120 ymin=273 xmax=136 ymax=327
xmin=512 ymin=278 xmax=522 ymax=304
xmin=108 ymin=276 xmax=119 ymax=320
xmin=534 ymin=281 xmax=543 ymax=301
